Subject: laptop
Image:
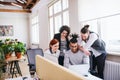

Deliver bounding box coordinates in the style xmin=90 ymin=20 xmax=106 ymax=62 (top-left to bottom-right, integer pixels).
xmin=69 ymin=64 xmax=89 ymax=76
xmin=44 ymin=53 xmax=58 ymax=64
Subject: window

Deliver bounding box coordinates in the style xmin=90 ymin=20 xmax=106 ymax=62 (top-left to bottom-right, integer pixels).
xmin=48 ymin=0 xmax=69 ymax=39
xmin=81 ymin=14 xmax=120 ymax=53
xmin=54 ymin=0 xmax=62 ymax=14
xmin=63 ymin=11 xmax=69 ymax=25
xmin=100 ymin=15 xmax=120 ymax=52
xmin=31 ymin=15 xmax=39 ymax=44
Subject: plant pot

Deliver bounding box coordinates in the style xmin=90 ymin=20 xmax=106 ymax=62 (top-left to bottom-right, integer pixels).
xmin=0 ymin=77 xmax=4 ymax=80
xmin=15 ymin=52 xmax=22 ymax=59
xmin=5 ymin=53 xmax=11 ymax=59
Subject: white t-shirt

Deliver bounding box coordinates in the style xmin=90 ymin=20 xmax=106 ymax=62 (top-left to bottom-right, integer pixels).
xmin=64 ymin=50 xmax=88 ymax=68
xmin=77 ymin=33 xmax=102 ymax=57
xmin=44 ymin=49 xmax=60 ymax=57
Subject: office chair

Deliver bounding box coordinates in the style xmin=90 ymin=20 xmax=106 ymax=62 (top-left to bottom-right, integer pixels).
xmin=26 ymin=48 xmax=44 ymax=75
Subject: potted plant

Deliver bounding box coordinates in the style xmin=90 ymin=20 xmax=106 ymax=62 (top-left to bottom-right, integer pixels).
xmin=0 ymin=40 xmax=4 ymax=59
xmin=2 ymin=42 xmax=14 ymax=59
xmin=0 ymin=40 xmax=4 ymax=47
xmin=14 ymin=42 xmax=25 ymax=58
xmin=0 ymin=47 xmax=6 ymax=79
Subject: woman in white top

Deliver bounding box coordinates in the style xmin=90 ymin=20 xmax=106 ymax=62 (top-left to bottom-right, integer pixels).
xmin=44 ymin=39 xmax=60 ymax=63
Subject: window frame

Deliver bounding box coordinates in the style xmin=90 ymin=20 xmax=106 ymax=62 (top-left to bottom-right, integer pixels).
xmin=48 ymin=0 xmax=69 ymax=40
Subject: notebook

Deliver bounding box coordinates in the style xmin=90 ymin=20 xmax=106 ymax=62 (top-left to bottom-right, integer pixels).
xmin=44 ymin=53 xmax=58 ymax=64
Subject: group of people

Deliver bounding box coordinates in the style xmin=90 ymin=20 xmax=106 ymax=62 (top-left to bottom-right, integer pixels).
xmin=44 ymin=25 xmax=107 ymax=79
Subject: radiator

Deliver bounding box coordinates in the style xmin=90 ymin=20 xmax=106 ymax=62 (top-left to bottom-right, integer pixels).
xmin=104 ymin=60 xmax=120 ymax=80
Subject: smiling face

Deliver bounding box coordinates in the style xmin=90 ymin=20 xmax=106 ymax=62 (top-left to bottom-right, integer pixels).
xmin=70 ymin=42 xmax=79 ymax=53
xmin=61 ymin=30 xmax=68 ymax=38
xmin=50 ymin=42 xmax=59 ymax=53
xmin=81 ymin=32 xmax=89 ymax=41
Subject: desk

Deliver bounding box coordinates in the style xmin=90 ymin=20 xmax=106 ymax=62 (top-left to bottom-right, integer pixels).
xmin=6 ymin=56 xmax=25 ymax=78
xmin=5 ymin=76 xmax=33 ymax=80
xmin=69 ymin=64 xmax=102 ymax=80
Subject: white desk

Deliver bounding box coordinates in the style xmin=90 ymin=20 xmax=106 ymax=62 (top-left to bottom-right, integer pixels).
xmin=5 ymin=77 xmax=33 ymax=80
xmin=69 ymin=64 xmax=102 ymax=80
xmin=5 ymin=75 xmax=34 ymax=80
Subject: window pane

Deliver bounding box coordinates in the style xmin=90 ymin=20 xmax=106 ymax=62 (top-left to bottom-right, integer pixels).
xmin=31 ymin=25 xmax=36 ymax=43
xmin=49 ymin=6 xmax=53 ymax=16
xmin=31 ymin=15 xmax=39 ymax=44
xmin=32 ymin=17 xmax=36 ymax=24
xmin=32 ymin=24 xmax=39 ymax=43
xmin=63 ymin=11 xmax=69 ymax=25
xmin=100 ymin=15 xmax=120 ymax=52
xmin=50 ymin=18 xmax=54 ymax=39
xmin=32 ymin=16 xmax=38 ymax=24
xmin=62 ymin=0 xmax=68 ymax=10
xmin=54 ymin=1 xmax=61 ymax=14
xmin=55 ymin=15 xmax=62 ymax=33
xmin=36 ymin=16 xmax=39 ymax=23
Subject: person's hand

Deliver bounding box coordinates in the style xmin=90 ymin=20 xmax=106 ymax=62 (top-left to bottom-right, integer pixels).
xmin=83 ymin=49 xmax=91 ymax=56
xmin=78 ymin=45 xmax=91 ymax=56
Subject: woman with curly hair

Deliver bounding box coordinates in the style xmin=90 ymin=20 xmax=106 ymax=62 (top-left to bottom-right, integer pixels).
xmin=53 ymin=25 xmax=70 ymax=66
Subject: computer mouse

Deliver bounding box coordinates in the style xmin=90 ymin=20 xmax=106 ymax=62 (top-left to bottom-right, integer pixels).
xmin=84 ymin=74 xmax=88 ymax=77
xmin=23 ymin=77 xmax=28 ymax=80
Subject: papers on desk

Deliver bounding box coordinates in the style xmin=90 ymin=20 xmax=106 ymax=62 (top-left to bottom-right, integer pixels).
xmin=69 ymin=64 xmax=102 ymax=80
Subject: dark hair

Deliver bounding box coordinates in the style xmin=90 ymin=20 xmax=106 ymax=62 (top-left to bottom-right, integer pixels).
xmin=49 ymin=39 xmax=59 ymax=48
xmin=59 ymin=25 xmax=70 ymax=36
xmin=70 ymin=34 xmax=78 ymax=43
xmin=81 ymin=24 xmax=89 ymax=34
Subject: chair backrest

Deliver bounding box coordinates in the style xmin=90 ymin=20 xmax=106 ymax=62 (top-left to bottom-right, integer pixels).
xmin=26 ymin=48 xmax=44 ymax=71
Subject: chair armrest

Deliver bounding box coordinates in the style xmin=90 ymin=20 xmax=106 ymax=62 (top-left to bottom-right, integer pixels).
xmin=28 ymin=64 xmax=35 ymax=68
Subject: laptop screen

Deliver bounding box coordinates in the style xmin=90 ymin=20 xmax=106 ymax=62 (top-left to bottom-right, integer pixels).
xmin=44 ymin=53 xmax=58 ymax=64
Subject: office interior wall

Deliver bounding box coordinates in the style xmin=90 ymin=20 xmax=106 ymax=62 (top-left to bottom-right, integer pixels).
xmin=0 ymin=12 xmax=29 ymax=48
xmin=69 ymin=0 xmax=80 ymax=34
xmin=31 ymin=0 xmax=50 ymax=50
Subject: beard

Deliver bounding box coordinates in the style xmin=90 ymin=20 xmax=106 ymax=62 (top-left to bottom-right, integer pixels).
xmin=71 ymin=48 xmax=79 ymax=53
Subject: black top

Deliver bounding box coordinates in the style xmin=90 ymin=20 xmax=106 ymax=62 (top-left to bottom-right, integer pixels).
xmin=90 ymin=32 xmax=107 ymax=54
xmin=53 ymin=33 xmax=70 ymax=50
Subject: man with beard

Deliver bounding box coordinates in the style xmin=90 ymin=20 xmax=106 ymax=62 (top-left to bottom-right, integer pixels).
xmin=64 ymin=34 xmax=88 ymax=68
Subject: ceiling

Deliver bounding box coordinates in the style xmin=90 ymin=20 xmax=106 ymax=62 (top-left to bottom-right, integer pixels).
xmin=0 ymin=0 xmax=40 ymax=13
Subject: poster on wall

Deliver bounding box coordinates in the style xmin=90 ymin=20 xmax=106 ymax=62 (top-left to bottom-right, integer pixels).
xmin=0 ymin=25 xmax=13 ymax=36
